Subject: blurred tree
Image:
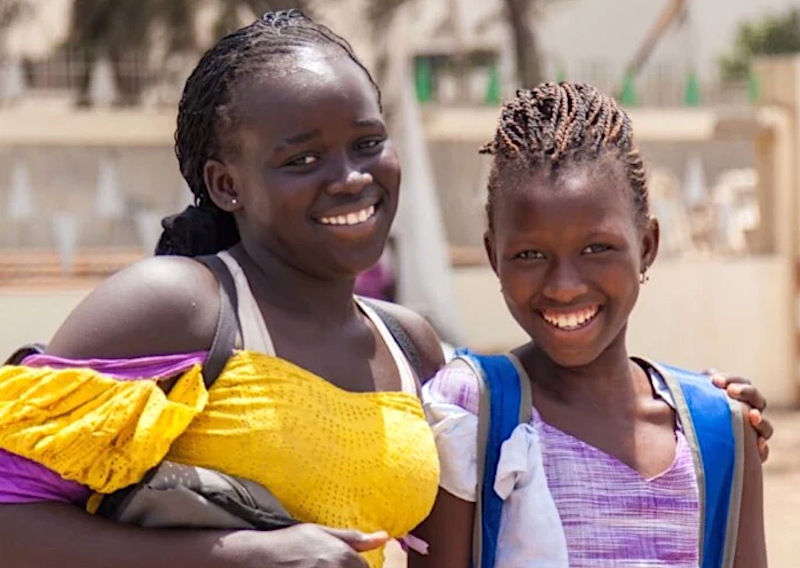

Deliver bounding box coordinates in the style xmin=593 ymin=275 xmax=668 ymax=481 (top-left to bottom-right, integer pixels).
xmin=64 ymin=0 xmax=565 ymax=106
xmin=364 ymin=0 xmax=567 ymax=110
xmin=0 ymin=0 xmax=29 ymax=40
xmin=66 ymin=0 xmax=315 ymax=106
xmin=68 ymin=0 xmax=195 ymax=105
xmin=502 ymin=0 xmax=543 ymax=88
xmin=720 ymin=8 xmax=800 ymax=82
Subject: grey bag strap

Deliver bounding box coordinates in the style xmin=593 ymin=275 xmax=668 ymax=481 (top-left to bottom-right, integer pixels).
xmin=358 ymin=297 xmax=425 ymax=380
xmin=4 ymin=343 xmax=46 ymax=366
xmin=509 ymin=355 xmax=533 ymax=425
xmin=473 ymin=358 xmax=491 ymax=568
xmin=195 ymin=255 xmax=239 ymax=389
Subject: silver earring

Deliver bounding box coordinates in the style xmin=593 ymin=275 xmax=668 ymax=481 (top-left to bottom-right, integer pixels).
xmin=640 ymin=271 xmax=650 ymax=284
xmin=231 ymin=198 xmax=238 ymax=205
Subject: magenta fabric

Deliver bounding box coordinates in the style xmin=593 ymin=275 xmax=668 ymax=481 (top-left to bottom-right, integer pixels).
xmin=22 ymin=352 xmax=207 ymax=380
xmin=0 ymin=352 xmax=207 ymax=505
xmin=354 ymin=253 xmax=395 ymax=302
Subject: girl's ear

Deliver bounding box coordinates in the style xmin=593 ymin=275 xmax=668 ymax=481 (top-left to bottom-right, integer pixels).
xmin=640 ymin=216 xmax=660 ymax=273
xmin=484 ymin=230 xmax=499 ymax=275
xmin=204 ymin=159 xmax=243 ymax=213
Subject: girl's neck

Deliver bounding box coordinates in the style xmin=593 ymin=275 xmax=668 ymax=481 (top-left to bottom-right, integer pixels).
xmin=518 ymin=328 xmax=651 ymax=412
xmin=232 ymin=240 xmax=359 ymax=325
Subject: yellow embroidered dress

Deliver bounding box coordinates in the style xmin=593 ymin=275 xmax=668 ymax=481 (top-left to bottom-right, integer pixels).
xmin=0 ymin=253 xmax=440 ymax=568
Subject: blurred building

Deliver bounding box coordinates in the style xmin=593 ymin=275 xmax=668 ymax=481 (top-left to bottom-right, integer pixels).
xmin=0 ymin=0 xmax=787 ymax=270
xmin=6 ymin=0 xmax=800 ymax=107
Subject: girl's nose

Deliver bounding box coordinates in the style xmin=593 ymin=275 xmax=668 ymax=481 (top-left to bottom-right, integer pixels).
xmin=542 ymin=261 xmax=589 ymax=304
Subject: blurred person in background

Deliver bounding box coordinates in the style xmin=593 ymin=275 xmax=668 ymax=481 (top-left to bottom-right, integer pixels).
xmin=355 ymin=237 xmax=397 ymax=303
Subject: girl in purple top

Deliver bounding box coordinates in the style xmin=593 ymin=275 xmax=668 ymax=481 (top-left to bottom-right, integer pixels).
xmin=411 ymin=83 xmax=767 ymax=567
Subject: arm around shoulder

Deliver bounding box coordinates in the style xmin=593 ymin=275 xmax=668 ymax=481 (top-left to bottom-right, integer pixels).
xmin=732 ymin=401 xmax=767 ymax=568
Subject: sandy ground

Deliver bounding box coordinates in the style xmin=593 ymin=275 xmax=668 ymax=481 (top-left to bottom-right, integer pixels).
xmin=385 ymin=410 xmax=800 ymax=568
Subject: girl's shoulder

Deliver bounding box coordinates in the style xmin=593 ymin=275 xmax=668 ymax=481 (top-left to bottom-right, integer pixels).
xmin=46 ymin=256 xmax=220 ymax=359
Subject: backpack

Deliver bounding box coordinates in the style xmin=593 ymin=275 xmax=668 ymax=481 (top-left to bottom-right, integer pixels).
xmin=458 ymin=349 xmax=745 ymax=568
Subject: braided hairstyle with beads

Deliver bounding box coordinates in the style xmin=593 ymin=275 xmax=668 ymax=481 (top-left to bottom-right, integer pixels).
xmin=480 ymin=82 xmax=649 ymax=233
xmin=157 ymin=9 xmax=382 ymax=256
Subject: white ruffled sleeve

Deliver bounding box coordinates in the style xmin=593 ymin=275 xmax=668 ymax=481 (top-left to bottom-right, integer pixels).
xmin=421 ymin=361 xmax=479 ymax=502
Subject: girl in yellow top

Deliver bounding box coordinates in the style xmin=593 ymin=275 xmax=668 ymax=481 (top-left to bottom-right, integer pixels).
xmin=0 ymin=10 xmax=444 ymax=568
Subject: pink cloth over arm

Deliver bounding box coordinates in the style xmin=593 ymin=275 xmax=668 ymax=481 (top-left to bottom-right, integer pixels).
xmin=0 ymin=351 xmax=207 ymax=505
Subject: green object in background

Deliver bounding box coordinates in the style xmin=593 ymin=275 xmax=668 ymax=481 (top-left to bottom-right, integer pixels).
xmin=619 ymin=72 xmax=638 ymax=106
xmin=486 ymin=64 xmax=501 ymax=105
xmin=748 ymin=71 xmax=761 ymax=104
xmin=414 ymin=57 xmax=432 ymax=103
xmin=684 ymin=69 xmax=701 ymax=106
xmin=556 ymin=67 xmax=567 ymax=83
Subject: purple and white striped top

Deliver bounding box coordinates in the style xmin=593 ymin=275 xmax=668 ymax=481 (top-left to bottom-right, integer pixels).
xmin=427 ymin=362 xmax=701 ymax=567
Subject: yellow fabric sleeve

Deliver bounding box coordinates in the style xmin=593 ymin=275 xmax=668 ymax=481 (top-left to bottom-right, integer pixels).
xmin=0 ymin=364 xmax=208 ymax=493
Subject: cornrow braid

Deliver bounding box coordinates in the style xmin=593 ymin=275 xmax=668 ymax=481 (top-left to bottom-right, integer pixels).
xmin=481 ymin=82 xmax=648 ymax=233
xmin=157 ymin=9 xmax=382 ymax=256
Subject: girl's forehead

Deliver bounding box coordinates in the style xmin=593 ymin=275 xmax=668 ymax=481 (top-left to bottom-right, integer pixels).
xmin=247 ymin=46 xmax=347 ymax=83
xmin=512 ymin=160 xmax=628 ymax=200
xmin=497 ymin=161 xmax=638 ymax=226
xmin=235 ymin=51 xmax=377 ymax=115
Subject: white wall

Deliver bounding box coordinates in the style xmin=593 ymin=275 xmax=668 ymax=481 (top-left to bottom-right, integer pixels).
xmin=0 ymin=286 xmax=89 ymax=357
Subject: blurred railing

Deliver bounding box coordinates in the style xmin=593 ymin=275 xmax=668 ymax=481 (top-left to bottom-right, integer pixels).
xmin=0 ymin=247 xmax=143 ymax=285
xmin=1 ymin=48 xmax=188 ymax=107
xmin=565 ymin=61 xmax=751 ymax=108
xmin=1 ymin=50 xmax=753 ymax=109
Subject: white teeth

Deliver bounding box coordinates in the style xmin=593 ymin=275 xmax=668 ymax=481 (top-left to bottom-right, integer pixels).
xmin=542 ymin=306 xmax=599 ymax=330
xmin=319 ymin=205 xmax=376 ymax=227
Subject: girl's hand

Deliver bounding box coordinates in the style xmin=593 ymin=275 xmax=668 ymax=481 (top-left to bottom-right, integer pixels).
xmin=706 ymin=369 xmax=772 ymax=462
xmin=242 ymin=524 xmax=388 ymax=568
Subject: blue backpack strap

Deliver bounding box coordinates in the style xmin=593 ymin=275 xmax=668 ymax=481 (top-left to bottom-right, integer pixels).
xmin=455 ymin=349 xmax=531 ymax=568
xmin=639 ymin=359 xmax=745 ymax=568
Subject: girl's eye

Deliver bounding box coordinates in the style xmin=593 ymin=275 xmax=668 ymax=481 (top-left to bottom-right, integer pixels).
xmin=515 ymin=250 xmax=546 ymax=260
xmin=286 ymin=155 xmax=318 ymax=167
xmin=582 ymin=244 xmax=612 ymax=254
xmin=356 ymin=138 xmax=384 ymax=152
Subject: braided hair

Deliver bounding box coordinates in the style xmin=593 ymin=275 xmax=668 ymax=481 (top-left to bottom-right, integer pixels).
xmin=157 ymin=10 xmax=382 ymax=256
xmin=480 ymin=82 xmax=649 ymax=233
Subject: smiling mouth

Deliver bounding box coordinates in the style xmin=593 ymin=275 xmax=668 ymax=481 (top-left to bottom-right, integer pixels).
xmin=317 ymin=204 xmax=376 ymax=226
xmin=540 ymin=305 xmax=601 ymax=331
